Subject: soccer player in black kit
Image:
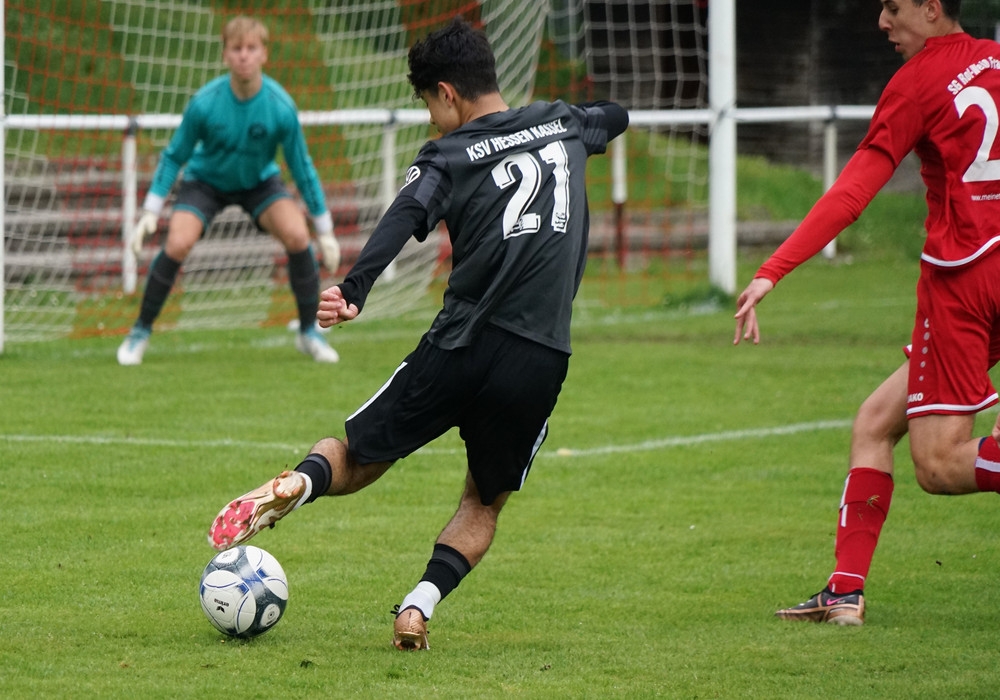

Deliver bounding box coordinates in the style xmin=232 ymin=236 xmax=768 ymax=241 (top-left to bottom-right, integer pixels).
xmin=208 ymin=17 xmax=629 ymax=650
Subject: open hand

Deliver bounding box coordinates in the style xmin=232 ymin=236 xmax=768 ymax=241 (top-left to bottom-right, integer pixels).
xmin=733 ymin=277 xmax=774 ymax=345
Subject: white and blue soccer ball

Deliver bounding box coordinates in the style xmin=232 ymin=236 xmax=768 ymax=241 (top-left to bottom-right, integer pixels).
xmin=199 ymin=545 xmax=289 ymax=638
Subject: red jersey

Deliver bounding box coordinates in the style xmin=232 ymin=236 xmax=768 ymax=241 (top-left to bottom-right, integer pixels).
xmin=759 ymin=33 xmax=1000 ymax=283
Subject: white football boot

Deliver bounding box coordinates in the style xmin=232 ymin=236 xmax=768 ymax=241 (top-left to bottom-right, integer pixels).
xmin=295 ymin=324 xmax=339 ymax=363
xmin=117 ymin=326 xmax=151 ymax=365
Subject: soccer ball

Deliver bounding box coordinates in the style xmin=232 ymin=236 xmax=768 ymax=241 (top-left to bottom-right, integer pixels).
xmin=199 ymin=545 xmax=289 ymax=638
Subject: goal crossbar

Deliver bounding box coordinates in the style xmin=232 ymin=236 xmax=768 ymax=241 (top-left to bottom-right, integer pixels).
xmin=2 ymin=105 xmax=876 ymax=132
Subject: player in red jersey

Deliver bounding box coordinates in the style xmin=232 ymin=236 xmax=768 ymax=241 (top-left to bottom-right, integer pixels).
xmin=734 ymin=0 xmax=1000 ymax=624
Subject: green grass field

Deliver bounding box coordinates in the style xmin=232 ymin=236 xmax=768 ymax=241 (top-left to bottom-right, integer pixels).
xmin=2 ymin=252 xmax=999 ymax=699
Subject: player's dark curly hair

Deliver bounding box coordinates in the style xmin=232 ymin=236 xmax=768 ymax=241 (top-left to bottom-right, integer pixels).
xmin=407 ymin=17 xmax=500 ymax=101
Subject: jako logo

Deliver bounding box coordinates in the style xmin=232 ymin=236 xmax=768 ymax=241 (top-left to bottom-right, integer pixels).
xmin=907 ymin=393 xmax=924 ymax=402
xmin=400 ymin=166 xmax=420 ymax=191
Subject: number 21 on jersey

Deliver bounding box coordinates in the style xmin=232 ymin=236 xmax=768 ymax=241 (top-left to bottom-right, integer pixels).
xmin=491 ymin=141 xmax=571 ymax=239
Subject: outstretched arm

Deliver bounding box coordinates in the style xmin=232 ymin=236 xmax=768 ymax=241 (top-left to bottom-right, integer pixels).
xmin=733 ymin=146 xmax=895 ymax=345
xmin=756 ymin=147 xmax=895 ymax=283
xmin=336 ymin=197 xmax=430 ymax=315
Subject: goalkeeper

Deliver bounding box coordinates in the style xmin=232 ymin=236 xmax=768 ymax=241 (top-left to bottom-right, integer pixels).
xmin=118 ymin=15 xmax=340 ymax=366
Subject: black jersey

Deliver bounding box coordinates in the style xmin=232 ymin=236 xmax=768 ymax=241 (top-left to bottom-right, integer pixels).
xmin=342 ymin=100 xmax=627 ymax=354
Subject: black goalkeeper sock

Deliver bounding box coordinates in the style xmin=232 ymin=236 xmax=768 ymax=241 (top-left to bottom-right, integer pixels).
xmin=420 ymin=543 xmax=472 ymax=600
xmin=138 ymin=251 xmax=181 ymax=328
xmin=295 ymin=453 xmax=333 ymax=504
xmin=287 ymin=247 xmax=319 ymax=331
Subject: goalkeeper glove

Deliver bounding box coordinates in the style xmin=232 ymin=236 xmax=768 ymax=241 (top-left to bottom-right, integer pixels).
xmin=311 ymin=212 xmax=340 ymax=273
xmin=317 ymin=231 xmax=341 ymax=273
xmin=132 ymin=210 xmax=159 ymax=256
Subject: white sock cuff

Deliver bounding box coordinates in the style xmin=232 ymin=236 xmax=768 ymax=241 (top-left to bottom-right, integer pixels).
xmin=399 ymin=581 xmax=442 ymax=620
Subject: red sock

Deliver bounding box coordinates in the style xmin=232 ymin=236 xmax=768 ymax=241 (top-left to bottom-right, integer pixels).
xmin=974 ymin=437 xmax=1000 ymax=493
xmin=827 ymin=467 xmax=894 ymax=594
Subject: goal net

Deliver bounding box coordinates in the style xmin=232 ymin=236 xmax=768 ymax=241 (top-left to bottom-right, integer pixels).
xmin=540 ymin=1 xmax=710 ymax=305
xmin=3 ymin=0 xmax=710 ymax=344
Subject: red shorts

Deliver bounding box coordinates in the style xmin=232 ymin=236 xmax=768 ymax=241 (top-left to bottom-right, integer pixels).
xmin=906 ymin=251 xmax=1000 ymax=417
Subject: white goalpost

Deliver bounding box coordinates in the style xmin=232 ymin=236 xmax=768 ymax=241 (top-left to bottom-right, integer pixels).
xmin=708 ymin=0 xmax=736 ymax=295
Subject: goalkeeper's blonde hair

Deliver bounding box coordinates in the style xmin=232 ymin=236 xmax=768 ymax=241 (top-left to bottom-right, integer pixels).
xmin=222 ymin=16 xmax=269 ymax=48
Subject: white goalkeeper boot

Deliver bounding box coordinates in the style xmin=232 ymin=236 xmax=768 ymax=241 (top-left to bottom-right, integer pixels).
xmin=117 ymin=326 xmax=151 ymax=366
xmin=295 ymin=324 xmax=339 ymax=363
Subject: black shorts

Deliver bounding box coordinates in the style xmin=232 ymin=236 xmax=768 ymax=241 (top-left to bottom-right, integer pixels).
xmin=345 ymin=324 xmax=570 ymax=505
xmin=173 ymin=175 xmax=290 ymax=229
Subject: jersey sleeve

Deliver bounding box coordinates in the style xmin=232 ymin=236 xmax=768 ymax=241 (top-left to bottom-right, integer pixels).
xmin=280 ymin=109 xmax=328 ymax=217
xmin=857 ymin=85 xmax=925 ymax=169
xmin=754 ymin=82 xmax=922 ymax=284
xmin=147 ymin=98 xmax=203 ymax=200
xmin=755 ymin=146 xmax=896 ymax=284
xmin=338 ymin=197 xmax=430 ymax=312
xmin=569 ymin=101 xmax=629 ymax=155
xmin=338 ymin=144 xmax=449 ymax=312
xmin=395 ymin=144 xmax=453 ymax=236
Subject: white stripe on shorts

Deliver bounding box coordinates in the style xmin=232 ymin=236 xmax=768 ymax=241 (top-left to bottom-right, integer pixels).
xmin=347 ymin=361 xmax=408 ymax=422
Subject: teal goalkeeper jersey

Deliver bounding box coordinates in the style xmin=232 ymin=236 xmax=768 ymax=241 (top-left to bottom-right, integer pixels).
xmin=147 ymin=74 xmax=327 ymax=217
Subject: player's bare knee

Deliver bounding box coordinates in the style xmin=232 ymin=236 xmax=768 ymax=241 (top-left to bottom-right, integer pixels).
xmin=311 ymin=436 xmax=343 ymax=457
xmin=279 ymin=233 xmax=311 ymax=254
xmin=164 ymin=239 xmax=196 ymax=261
xmin=264 ymin=219 xmax=310 ymax=252
xmin=853 ymin=399 xmax=905 ymax=446
xmin=912 ymin=457 xmax=960 ymax=495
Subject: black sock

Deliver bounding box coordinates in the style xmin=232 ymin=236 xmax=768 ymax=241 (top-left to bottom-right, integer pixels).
xmin=420 ymin=543 xmax=472 ymax=600
xmin=295 ymin=453 xmax=332 ymax=504
xmin=287 ymin=247 xmax=319 ymax=331
xmin=138 ymin=251 xmax=181 ymax=328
